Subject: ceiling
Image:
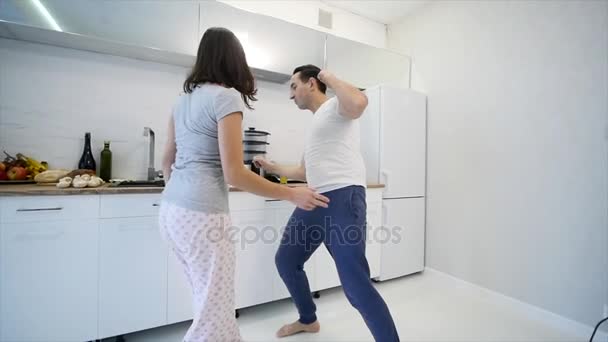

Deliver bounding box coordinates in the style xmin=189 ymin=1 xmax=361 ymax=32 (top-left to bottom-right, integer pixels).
xmin=322 ymin=0 xmax=429 ymax=25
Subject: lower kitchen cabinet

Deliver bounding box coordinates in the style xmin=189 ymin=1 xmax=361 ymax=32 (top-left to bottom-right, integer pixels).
xmin=233 ymin=208 xmax=278 ymax=308
xmin=98 ymin=216 xmax=168 ymax=338
xmin=167 ymin=250 xmax=194 ymax=324
xmin=0 ymin=219 xmax=99 ymax=342
xmin=0 ymin=189 xmax=399 ymax=340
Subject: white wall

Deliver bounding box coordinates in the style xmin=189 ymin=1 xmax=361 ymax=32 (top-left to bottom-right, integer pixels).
xmin=388 ymin=0 xmax=608 ymax=330
xmin=218 ymin=0 xmax=387 ymax=48
xmin=0 ymin=38 xmax=311 ymax=179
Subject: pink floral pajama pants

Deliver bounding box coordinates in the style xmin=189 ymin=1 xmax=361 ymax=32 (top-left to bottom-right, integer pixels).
xmin=158 ymin=201 xmax=241 ymax=342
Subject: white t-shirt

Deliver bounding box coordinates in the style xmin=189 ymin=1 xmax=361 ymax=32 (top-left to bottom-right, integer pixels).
xmin=304 ymin=96 xmax=366 ymax=193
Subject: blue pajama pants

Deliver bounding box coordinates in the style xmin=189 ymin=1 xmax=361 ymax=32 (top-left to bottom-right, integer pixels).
xmin=275 ymin=185 xmax=400 ymax=342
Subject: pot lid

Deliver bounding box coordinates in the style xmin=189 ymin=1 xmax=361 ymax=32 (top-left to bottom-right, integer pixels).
xmin=244 ymin=127 xmax=270 ymax=135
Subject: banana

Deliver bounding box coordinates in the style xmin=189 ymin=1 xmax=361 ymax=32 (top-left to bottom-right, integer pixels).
xmin=17 ymin=153 xmax=47 ymax=172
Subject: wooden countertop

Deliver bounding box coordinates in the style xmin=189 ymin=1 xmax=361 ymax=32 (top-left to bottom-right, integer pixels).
xmin=0 ymin=183 xmax=385 ymax=196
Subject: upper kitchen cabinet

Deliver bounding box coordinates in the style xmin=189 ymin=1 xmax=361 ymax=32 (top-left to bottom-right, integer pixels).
xmin=0 ymin=0 xmax=199 ymax=55
xmin=199 ymin=1 xmax=326 ymax=82
xmin=325 ymin=35 xmax=411 ymax=89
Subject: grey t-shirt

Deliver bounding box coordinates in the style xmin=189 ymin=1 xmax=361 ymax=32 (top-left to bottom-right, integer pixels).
xmin=162 ymin=84 xmax=244 ymax=213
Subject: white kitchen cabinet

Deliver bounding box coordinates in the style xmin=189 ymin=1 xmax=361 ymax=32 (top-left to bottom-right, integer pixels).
xmin=268 ymin=189 xmax=384 ymax=295
xmin=98 ymin=216 xmax=168 ymax=338
xmin=199 ymin=1 xmax=325 ymax=80
xmin=264 ymin=200 xmax=310 ymax=300
xmin=0 ymin=195 xmax=99 ymax=342
xmin=325 ymin=35 xmax=411 ymax=89
xmin=312 ymin=245 xmax=340 ymax=291
xmin=0 ymin=194 xmax=99 ymax=223
xmin=167 ymin=194 xmax=281 ymax=318
xmin=2 ymin=0 xmax=414 ymax=89
xmin=167 ymin=251 xmax=193 ymax=324
xmin=0 ymin=188 xmax=394 ymax=341
xmin=100 ymin=193 xmax=161 ymax=218
xmin=313 ymin=189 xmax=383 ymax=290
xmin=379 ymin=198 xmax=426 ymax=281
xmin=0 ymin=0 xmax=200 ymax=55
xmin=167 ymin=194 xmax=271 ymax=322
xmin=233 ymin=208 xmax=277 ymax=308
xmin=0 ymin=219 xmax=98 ymax=342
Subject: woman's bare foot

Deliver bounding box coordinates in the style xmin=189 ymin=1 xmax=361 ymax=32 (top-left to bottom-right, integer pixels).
xmin=276 ymin=320 xmax=320 ymax=338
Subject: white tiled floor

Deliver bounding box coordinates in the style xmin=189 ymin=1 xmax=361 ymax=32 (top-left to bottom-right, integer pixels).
xmin=119 ymin=270 xmax=591 ymax=342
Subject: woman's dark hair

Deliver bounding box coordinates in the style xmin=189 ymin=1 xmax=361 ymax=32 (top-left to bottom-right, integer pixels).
xmin=184 ymin=27 xmax=257 ymax=109
xmin=293 ymin=64 xmax=327 ymax=94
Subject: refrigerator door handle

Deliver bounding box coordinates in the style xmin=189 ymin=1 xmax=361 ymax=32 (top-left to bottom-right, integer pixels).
xmin=381 ymin=170 xmax=390 ymax=194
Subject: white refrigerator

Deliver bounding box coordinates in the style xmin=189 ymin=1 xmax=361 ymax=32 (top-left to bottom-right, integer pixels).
xmin=360 ymin=85 xmax=427 ymax=281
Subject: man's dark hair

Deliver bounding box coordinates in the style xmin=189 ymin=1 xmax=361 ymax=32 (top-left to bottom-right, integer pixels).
xmin=292 ymin=64 xmax=327 ymax=94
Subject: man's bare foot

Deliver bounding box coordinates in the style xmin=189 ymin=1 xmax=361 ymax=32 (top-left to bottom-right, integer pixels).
xmin=276 ymin=320 xmax=320 ymax=338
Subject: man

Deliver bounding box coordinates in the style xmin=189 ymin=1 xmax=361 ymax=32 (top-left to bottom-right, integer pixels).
xmin=254 ymin=65 xmax=400 ymax=341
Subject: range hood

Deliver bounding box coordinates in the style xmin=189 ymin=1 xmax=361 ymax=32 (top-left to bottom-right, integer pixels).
xmin=250 ymin=68 xmax=291 ymax=84
xmin=0 ymin=20 xmax=291 ymax=84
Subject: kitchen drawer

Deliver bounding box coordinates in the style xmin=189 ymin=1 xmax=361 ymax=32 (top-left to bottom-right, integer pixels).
xmin=100 ymin=194 xmax=162 ymax=218
xmin=0 ymin=195 xmax=99 ymax=223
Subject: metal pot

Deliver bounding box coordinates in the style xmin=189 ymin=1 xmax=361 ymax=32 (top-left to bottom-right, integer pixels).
xmin=243 ymin=140 xmax=269 ymax=153
xmin=243 ymin=127 xmax=270 ymax=143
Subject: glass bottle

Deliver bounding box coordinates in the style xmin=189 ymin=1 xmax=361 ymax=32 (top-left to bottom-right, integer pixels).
xmin=78 ymin=132 xmax=96 ymax=172
xmin=99 ymin=141 xmax=112 ymax=181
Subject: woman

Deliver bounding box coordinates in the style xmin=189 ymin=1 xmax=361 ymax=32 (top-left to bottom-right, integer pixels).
xmin=159 ymin=27 xmax=330 ymax=342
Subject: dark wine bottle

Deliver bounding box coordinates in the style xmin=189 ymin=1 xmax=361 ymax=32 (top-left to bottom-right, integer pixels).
xmin=78 ymin=132 xmax=96 ymax=172
xmin=99 ymin=141 xmax=112 ymax=181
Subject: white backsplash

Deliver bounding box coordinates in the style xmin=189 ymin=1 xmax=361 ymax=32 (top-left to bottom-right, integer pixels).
xmin=0 ymin=38 xmax=312 ymax=179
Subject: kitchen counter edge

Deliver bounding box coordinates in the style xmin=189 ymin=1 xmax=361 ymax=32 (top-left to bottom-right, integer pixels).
xmin=0 ymin=183 xmax=386 ymax=196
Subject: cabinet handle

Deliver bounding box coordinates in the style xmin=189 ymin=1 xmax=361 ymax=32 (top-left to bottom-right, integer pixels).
xmin=16 ymin=207 xmax=64 ymax=212
xmin=152 ymin=203 xmax=160 ymax=207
